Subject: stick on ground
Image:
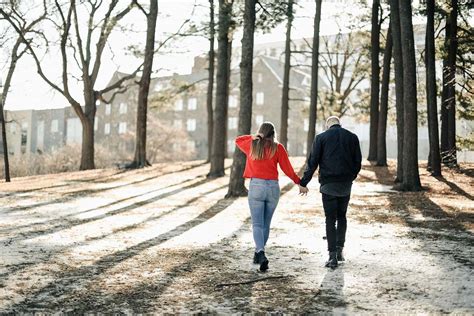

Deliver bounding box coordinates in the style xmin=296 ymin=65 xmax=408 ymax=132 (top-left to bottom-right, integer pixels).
xmin=215 ymin=275 xmax=290 ymax=288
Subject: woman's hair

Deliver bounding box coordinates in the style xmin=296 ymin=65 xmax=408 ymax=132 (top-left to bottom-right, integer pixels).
xmin=250 ymin=122 xmax=278 ymax=160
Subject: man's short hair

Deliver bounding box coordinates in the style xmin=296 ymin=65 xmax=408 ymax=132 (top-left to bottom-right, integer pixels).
xmin=326 ymin=116 xmax=340 ymax=129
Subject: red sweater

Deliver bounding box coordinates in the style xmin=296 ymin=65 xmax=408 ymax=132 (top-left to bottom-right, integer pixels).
xmin=235 ymin=135 xmax=301 ymax=184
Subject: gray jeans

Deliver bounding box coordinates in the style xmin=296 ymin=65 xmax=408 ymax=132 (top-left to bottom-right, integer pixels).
xmin=248 ymin=178 xmax=280 ymax=252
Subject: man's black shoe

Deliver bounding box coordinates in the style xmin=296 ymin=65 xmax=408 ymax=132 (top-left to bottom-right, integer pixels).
xmin=336 ymin=247 xmax=345 ymax=262
xmin=325 ymin=251 xmax=338 ymax=269
xmin=256 ymin=251 xmax=269 ymax=272
xmin=253 ymin=252 xmax=258 ymax=264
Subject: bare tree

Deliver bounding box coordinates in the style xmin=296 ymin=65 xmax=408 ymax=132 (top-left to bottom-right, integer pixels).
xmin=0 ymin=1 xmax=47 ymax=182
xmin=398 ymin=0 xmax=421 ymax=191
xmin=130 ymin=0 xmax=158 ymax=169
xmin=206 ymin=0 xmax=216 ymax=162
xmin=1 ymin=0 xmax=141 ymax=170
xmin=425 ymin=0 xmax=441 ymax=176
xmin=317 ymin=32 xmax=370 ymax=119
xmin=376 ymin=24 xmax=392 ymax=167
xmin=305 ymin=0 xmax=322 ymax=157
xmin=208 ymin=0 xmax=233 ymax=178
xmin=226 ymin=0 xmax=256 ymax=197
xmin=280 ymin=0 xmax=293 ymax=148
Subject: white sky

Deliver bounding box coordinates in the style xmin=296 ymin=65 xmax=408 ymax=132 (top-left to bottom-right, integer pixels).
xmin=1 ymin=0 xmax=424 ymax=111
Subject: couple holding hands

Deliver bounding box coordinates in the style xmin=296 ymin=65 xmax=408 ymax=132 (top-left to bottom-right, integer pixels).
xmin=235 ymin=116 xmax=362 ymax=272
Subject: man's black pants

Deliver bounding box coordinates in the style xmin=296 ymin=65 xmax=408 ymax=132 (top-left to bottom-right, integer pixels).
xmin=322 ymin=193 xmax=350 ymax=252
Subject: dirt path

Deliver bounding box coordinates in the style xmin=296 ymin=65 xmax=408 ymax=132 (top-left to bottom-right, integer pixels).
xmin=0 ymin=159 xmax=473 ymax=313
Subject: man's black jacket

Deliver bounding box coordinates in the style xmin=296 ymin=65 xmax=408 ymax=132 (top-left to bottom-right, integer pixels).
xmin=300 ymin=124 xmax=362 ymax=187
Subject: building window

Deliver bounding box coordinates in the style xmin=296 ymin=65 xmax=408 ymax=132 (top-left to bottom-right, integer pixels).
xmin=119 ymin=102 xmax=127 ymax=114
xmin=51 ymin=120 xmax=58 ymax=133
xmin=105 ymin=104 xmax=111 ymax=115
xmin=175 ymin=99 xmax=183 ymax=111
xmin=37 ymin=121 xmax=44 ymax=151
xmin=187 ymin=140 xmax=195 ymax=151
xmin=21 ymin=122 xmax=28 ymax=147
xmin=257 ymin=73 xmax=263 ymax=83
xmin=304 ymin=118 xmax=309 ymax=132
xmin=104 ymin=123 xmax=111 ymax=135
xmin=66 ymin=118 xmax=82 ymax=145
xmin=10 ymin=123 xmax=17 ymax=134
xmin=187 ymin=119 xmax=196 ymax=131
xmin=188 ymin=98 xmax=197 ymax=110
xmin=172 ymin=143 xmax=180 ymax=151
xmin=256 ymin=115 xmax=264 ymax=126
xmin=270 ymin=48 xmax=277 ymax=56
xmin=94 ymin=118 xmax=99 ymax=131
xmin=228 ymin=117 xmax=238 ymax=130
xmin=229 ymin=95 xmax=238 ymax=108
xmin=119 ymin=122 xmax=127 ymax=134
xmin=256 ymin=92 xmax=264 ymax=105
xmin=174 ymin=119 xmax=182 ymax=129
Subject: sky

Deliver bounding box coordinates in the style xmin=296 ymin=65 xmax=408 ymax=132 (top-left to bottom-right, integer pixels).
xmin=0 ymin=0 xmax=421 ymax=111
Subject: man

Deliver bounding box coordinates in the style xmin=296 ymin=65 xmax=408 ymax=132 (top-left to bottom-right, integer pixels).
xmin=298 ymin=116 xmax=362 ymax=268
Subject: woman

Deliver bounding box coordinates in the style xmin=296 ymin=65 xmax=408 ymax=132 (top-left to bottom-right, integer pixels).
xmin=235 ymin=122 xmax=301 ymax=272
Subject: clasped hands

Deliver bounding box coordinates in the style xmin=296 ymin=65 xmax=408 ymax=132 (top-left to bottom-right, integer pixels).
xmin=298 ymin=184 xmax=309 ymax=196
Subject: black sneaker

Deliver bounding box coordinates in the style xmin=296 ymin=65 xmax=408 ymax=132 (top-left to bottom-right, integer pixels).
xmin=336 ymin=247 xmax=345 ymax=262
xmin=256 ymin=251 xmax=269 ymax=272
xmin=325 ymin=251 xmax=338 ymax=269
xmin=253 ymin=252 xmax=258 ymax=264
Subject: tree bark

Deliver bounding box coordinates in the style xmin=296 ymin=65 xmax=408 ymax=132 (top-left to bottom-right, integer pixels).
xmin=280 ymin=0 xmax=293 ymax=149
xmin=206 ymin=0 xmax=215 ymax=163
xmin=0 ymin=95 xmax=10 ymax=182
xmin=306 ymin=0 xmax=322 ymax=157
xmin=425 ymin=0 xmax=441 ymax=176
xmin=376 ymin=25 xmax=392 ymax=167
xmin=398 ymin=0 xmax=421 ymax=191
xmin=441 ymin=0 xmax=458 ymax=166
xmin=224 ymin=38 xmax=232 ymax=158
xmin=78 ymin=110 xmax=95 ymax=170
xmin=368 ymin=0 xmax=380 ymax=161
xmin=132 ymin=0 xmax=158 ymax=168
xmin=389 ymin=0 xmax=404 ymax=182
xmin=208 ymin=0 xmax=233 ymax=178
xmin=0 ymin=38 xmax=22 ymax=182
xmin=226 ymin=0 xmax=255 ymax=198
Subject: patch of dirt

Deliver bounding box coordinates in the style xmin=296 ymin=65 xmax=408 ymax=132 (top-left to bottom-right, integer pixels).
xmin=0 ymin=158 xmax=472 ymax=313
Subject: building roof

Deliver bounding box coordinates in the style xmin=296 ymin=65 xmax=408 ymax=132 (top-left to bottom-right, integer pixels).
xmin=258 ymin=55 xmax=325 ymax=90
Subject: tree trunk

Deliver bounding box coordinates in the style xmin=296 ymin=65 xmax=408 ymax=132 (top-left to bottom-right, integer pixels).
xmin=0 ymin=97 xmax=10 ymax=182
xmin=79 ymin=111 xmax=95 ymax=170
xmin=389 ymin=0 xmax=404 ymax=182
xmin=425 ymin=0 xmax=441 ymax=176
xmin=306 ymin=0 xmax=322 ymax=157
xmin=441 ymin=0 xmax=458 ymax=166
xmin=0 ymin=40 xmax=21 ymax=182
xmin=368 ymin=0 xmax=380 ymax=161
xmin=398 ymin=0 xmax=421 ymax=191
xmin=133 ymin=0 xmax=158 ymax=168
xmin=226 ymin=0 xmax=255 ymax=198
xmin=208 ymin=0 xmax=232 ymax=178
xmin=224 ymin=39 xmax=232 ymax=159
xmin=206 ymin=0 xmax=215 ymax=163
xmin=376 ymin=25 xmax=392 ymax=167
xmin=280 ymin=0 xmax=293 ymax=149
